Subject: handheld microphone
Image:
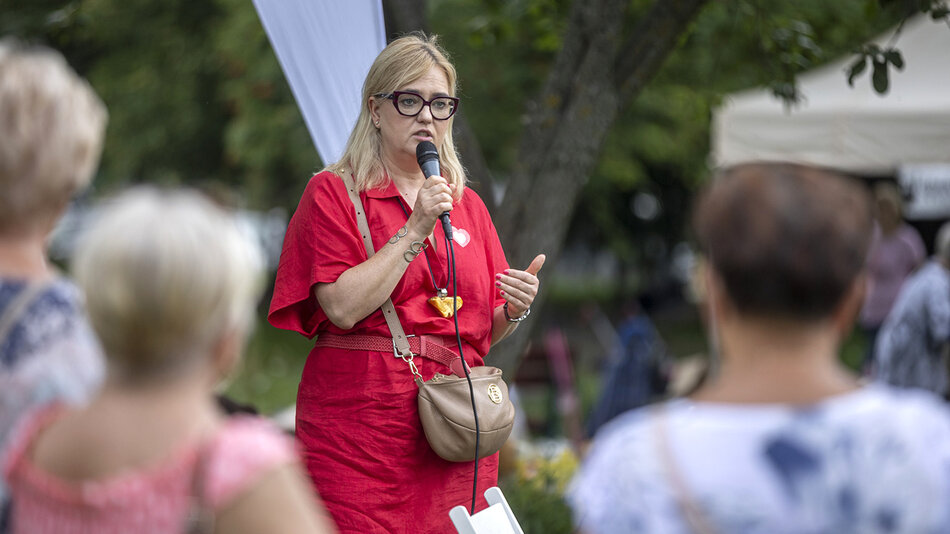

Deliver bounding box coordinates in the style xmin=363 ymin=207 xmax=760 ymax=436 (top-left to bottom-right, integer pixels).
xmin=416 ymin=141 xmax=453 ymax=240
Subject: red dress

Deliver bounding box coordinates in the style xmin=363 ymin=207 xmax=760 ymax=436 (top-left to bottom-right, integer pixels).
xmin=269 ymin=171 xmax=509 ymax=533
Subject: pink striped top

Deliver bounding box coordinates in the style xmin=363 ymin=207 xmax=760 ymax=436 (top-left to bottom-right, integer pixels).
xmin=3 ymin=405 xmax=298 ymax=534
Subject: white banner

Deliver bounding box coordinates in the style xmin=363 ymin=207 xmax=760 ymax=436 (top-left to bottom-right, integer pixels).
xmin=252 ymin=1 xmax=386 ymax=165
xmin=899 ymin=164 xmax=950 ymax=220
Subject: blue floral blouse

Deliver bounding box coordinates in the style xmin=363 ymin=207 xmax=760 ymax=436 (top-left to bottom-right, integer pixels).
xmin=569 ymin=385 xmax=950 ymax=534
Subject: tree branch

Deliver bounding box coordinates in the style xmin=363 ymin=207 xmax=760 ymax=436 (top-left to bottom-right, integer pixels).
xmin=381 ymin=0 xmax=429 ymax=38
xmin=614 ymin=0 xmax=711 ymax=103
xmin=497 ymin=0 xmax=628 ymax=241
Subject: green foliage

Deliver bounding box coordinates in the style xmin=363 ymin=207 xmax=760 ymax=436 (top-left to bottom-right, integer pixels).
xmin=2 ymin=0 xmax=316 ymax=210
xmin=432 ymin=0 xmax=571 ymax=170
xmin=499 ymin=475 xmax=573 ymax=534
xmin=212 ymin=0 xmax=320 ymax=208
xmin=498 ymin=447 xmax=579 ymax=533
xmin=848 ymin=43 xmax=906 ymax=93
xmin=225 ymin=312 xmax=311 ymax=415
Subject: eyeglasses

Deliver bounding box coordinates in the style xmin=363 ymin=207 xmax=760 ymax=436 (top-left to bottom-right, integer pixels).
xmin=375 ymin=91 xmax=460 ymax=120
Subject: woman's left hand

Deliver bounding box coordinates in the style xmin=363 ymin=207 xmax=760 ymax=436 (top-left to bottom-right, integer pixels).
xmin=496 ymin=254 xmax=546 ymax=317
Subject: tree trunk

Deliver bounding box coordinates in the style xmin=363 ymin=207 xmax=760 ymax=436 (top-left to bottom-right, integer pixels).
xmin=382 ymin=0 xmax=429 ymax=38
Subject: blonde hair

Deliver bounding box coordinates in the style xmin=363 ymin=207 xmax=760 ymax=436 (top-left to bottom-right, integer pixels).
xmin=73 ymin=187 xmax=263 ymax=381
xmin=0 ymin=39 xmax=107 ymax=233
xmin=327 ymin=33 xmax=466 ymax=201
xmin=873 ymin=181 xmax=904 ymax=217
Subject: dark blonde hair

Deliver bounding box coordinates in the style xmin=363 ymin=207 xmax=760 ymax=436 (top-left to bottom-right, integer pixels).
xmin=0 ymin=39 xmax=107 ymax=233
xmin=694 ymin=163 xmax=873 ymax=320
xmin=327 ymin=33 xmax=466 ymax=200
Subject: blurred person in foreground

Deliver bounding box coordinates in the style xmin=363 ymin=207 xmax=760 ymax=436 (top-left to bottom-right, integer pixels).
xmin=0 ymin=39 xmax=108 ymax=530
xmin=858 ymin=183 xmax=925 ymax=371
xmin=569 ymin=163 xmax=950 ymax=533
xmin=2 ymin=188 xmax=335 ymax=534
xmin=268 ymin=33 xmax=542 ymax=533
xmin=873 ymin=221 xmax=950 ymax=396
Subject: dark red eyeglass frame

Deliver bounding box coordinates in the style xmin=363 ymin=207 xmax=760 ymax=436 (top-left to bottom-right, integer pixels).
xmin=375 ymin=91 xmax=460 ymax=120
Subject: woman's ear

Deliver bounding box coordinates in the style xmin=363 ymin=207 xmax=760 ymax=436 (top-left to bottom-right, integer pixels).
xmin=703 ymin=262 xmax=734 ymax=324
xmin=832 ymin=273 xmax=866 ymax=338
xmin=368 ymin=96 xmax=381 ymax=125
xmin=210 ymin=326 xmax=245 ymax=391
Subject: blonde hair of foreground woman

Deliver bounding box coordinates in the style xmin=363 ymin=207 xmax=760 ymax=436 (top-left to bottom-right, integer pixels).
xmin=29 ymin=188 xmax=334 ymax=533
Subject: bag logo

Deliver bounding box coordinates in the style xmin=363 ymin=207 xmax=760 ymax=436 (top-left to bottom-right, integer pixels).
xmin=487 ymin=384 xmax=503 ymax=404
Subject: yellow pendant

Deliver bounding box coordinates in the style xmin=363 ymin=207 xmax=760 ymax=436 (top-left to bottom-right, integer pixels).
xmin=428 ymin=295 xmax=463 ymax=318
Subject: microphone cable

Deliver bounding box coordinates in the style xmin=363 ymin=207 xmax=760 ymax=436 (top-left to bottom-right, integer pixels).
xmin=444 ymin=229 xmax=480 ymax=515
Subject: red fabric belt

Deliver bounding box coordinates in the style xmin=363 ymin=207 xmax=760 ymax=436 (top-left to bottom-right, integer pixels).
xmin=314 ymin=333 xmax=471 ymax=376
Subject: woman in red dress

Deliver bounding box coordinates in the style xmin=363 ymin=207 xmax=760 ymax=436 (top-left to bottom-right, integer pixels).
xmin=268 ymin=33 xmax=544 ymax=533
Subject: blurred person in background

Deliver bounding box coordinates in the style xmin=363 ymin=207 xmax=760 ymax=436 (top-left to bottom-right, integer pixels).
xmin=859 ymin=182 xmax=925 ymax=372
xmin=2 ymin=189 xmax=335 ymax=534
xmin=873 ymin=221 xmax=950 ymax=397
xmin=569 ymin=163 xmax=950 ymax=533
xmin=0 ymin=38 xmax=108 ymax=531
xmin=584 ymin=297 xmax=670 ymax=438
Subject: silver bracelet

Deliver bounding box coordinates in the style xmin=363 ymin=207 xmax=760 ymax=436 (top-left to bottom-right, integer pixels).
xmin=388 ymin=226 xmax=408 ymax=244
xmin=504 ymin=302 xmax=531 ymax=322
xmin=403 ymin=241 xmax=427 ymax=263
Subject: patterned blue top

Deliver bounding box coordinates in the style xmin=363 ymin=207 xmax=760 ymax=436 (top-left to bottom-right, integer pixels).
xmin=569 ymin=386 xmax=950 ymax=534
xmin=0 ymin=278 xmax=105 ymax=509
xmin=874 ymin=260 xmax=950 ymax=395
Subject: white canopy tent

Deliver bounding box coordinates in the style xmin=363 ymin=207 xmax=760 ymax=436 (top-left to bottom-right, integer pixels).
xmin=251 ymin=1 xmax=386 ymax=165
xmin=712 ymin=14 xmax=950 ymax=191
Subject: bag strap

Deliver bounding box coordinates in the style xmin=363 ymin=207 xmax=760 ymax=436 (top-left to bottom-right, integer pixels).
xmin=0 ymin=281 xmax=48 ymax=351
xmin=339 ymin=173 xmax=415 ymax=361
xmin=651 ymin=403 xmax=719 ymax=534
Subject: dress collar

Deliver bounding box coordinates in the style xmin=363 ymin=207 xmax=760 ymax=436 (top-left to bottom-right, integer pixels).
xmin=364 ymin=178 xmax=401 ymax=199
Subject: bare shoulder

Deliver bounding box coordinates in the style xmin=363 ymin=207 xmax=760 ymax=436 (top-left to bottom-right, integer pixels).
xmin=213 ymin=462 xmax=337 ymax=534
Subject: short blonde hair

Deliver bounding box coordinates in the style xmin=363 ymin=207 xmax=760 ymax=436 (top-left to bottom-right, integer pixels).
xmin=873 ymin=181 xmax=904 ymax=218
xmin=0 ymin=39 xmax=107 ymax=232
xmin=73 ymin=188 xmax=263 ymax=380
xmin=327 ymin=33 xmax=466 ymax=201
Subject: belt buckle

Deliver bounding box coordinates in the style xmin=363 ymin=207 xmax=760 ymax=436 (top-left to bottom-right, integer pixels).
xmin=392 ymin=334 xmax=416 ymax=358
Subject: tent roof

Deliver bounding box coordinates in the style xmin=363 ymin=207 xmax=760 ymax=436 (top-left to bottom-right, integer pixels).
xmin=712 ymin=14 xmax=950 ymax=174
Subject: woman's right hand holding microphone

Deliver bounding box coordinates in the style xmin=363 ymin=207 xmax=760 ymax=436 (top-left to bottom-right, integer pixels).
xmin=407 ymin=175 xmax=454 ymax=239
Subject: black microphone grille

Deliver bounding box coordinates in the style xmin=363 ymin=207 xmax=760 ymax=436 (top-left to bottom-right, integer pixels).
xmin=416 ymin=141 xmax=439 ymax=163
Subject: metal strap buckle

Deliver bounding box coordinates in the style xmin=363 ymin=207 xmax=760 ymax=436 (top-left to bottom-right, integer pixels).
xmin=393 ymin=335 xmax=422 ymax=379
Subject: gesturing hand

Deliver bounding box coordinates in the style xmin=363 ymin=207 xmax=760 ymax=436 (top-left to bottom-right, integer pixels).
xmin=496 ymin=254 xmax=545 ymax=318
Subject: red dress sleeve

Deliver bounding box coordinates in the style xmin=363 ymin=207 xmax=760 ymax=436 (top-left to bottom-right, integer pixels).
xmin=268 ymin=171 xmax=366 ymax=337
